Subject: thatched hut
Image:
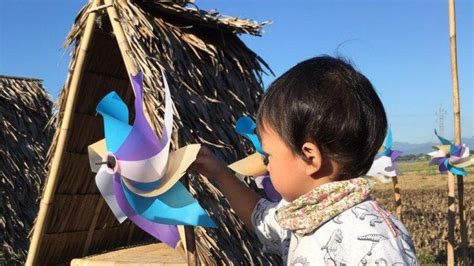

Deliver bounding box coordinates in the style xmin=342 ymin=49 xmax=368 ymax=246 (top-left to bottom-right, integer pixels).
xmin=27 ymin=0 xmax=278 ymax=264
xmin=0 ymin=75 xmax=53 ymax=263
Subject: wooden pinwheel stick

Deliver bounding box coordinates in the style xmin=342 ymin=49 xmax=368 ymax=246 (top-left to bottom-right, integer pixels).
xmin=446 ymin=173 xmax=456 ymax=266
xmin=456 ymin=174 xmax=468 ymax=266
xmin=391 ymin=176 xmax=402 ymax=221
xmin=182 ymin=176 xmax=197 ymax=266
xmin=447 ymin=0 xmax=468 ymax=265
xmin=184 ymin=224 xmax=197 ymax=266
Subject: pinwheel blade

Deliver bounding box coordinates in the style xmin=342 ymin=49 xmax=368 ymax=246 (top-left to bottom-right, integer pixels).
xmin=120 ymin=178 xmax=216 ymax=227
xmin=118 ymin=148 xmax=170 ymax=184
xmin=436 ymin=145 xmax=451 ymax=155
xmin=429 ymin=148 xmax=447 ymax=158
xmin=96 ymin=72 xmax=174 ymax=184
xmin=371 ymin=174 xmax=392 ymax=184
xmin=452 ymin=157 xmax=474 ymax=169
xmin=439 ymin=159 xmax=449 ymax=173
xmin=88 ymin=139 xmax=107 ymax=173
xmin=434 ymin=129 xmax=452 ymax=146
xmin=255 ymin=176 xmax=282 ymax=202
xmin=228 ymin=153 xmax=267 ymax=177
xmin=383 ymin=129 xmax=393 ymax=155
xmin=121 ymin=144 xmax=201 ymax=197
xmin=96 ymin=92 xmax=132 ymax=153
xmin=235 ymin=116 xmax=266 ymax=155
xmin=115 ymin=72 xmax=172 ymax=163
xmin=390 ymin=150 xmax=403 ymax=161
xmin=367 ymin=156 xmax=397 ymax=178
xmin=112 ymin=173 xmax=180 ymax=248
xmin=95 ymin=165 xmax=127 ymax=223
xmin=453 ymin=145 xmax=469 ymax=158
xmin=446 ymin=162 xmax=466 ymax=176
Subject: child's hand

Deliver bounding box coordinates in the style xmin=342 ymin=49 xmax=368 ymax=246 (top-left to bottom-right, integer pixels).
xmin=191 ymin=146 xmax=261 ymax=230
xmin=191 ymin=146 xmax=230 ymax=181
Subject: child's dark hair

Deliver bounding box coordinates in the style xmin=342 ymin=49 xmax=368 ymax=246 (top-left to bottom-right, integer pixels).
xmin=256 ymin=56 xmax=387 ymax=180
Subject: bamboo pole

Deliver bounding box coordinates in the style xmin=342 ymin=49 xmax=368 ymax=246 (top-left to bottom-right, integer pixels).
xmin=391 ymin=176 xmax=402 ymax=221
xmin=25 ymin=3 xmax=99 ymax=265
xmin=104 ymin=0 xmax=138 ymax=76
xmin=104 ymin=1 xmax=197 ymax=264
xmin=448 ymin=0 xmax=468 ymax=265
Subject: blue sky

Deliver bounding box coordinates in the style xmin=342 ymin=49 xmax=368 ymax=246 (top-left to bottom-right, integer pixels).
xmin=0 ymin=0 xmax=472 ymax=143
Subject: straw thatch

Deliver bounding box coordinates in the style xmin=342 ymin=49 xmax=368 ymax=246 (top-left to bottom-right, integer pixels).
xmin=0 ymin=76 xmax=52 ymax=263
xmin=28 ymin=0 xmax=279 ymax=264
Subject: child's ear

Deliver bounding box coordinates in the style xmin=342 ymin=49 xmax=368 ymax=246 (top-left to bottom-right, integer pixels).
xmin=301 ymin=142 xmax=322 ymax=176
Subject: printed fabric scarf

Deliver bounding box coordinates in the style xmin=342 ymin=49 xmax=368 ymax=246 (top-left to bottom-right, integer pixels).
xmin=275 ymin=177 xmax=373 ymax=236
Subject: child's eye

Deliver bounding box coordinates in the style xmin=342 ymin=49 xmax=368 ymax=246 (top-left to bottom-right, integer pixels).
xmin=263 ymin=155 xmax=269 ymax=166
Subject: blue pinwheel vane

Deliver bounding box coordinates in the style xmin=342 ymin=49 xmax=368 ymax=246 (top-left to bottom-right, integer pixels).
xmin=366 ymin=129 xmax=403 ymax=183
xmin=428 ymin=130 xmax=474 ymax=176
xmin=87 ymin=71 xmax=215 ymax=248
xmin=232 ymin=116 xmax=281 ymax=202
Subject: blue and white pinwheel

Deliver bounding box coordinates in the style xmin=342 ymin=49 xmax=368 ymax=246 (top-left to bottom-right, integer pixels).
xmin=428 ymin=130 xmax=474 ymax=176
xmin=230 ymin=116 xmax=281 ymax=202
xmin=87 ymin=71 xmax=215 ymax=248
xmin=366 ymin=129 xmax=403 ymax=183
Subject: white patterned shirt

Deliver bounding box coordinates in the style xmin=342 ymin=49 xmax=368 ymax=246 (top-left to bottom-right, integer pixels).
xmin=251 ymin=198 xmax=418 ymax=265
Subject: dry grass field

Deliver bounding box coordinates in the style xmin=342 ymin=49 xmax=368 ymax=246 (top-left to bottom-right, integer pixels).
xmin=372 ymin=161 xmax=474 ymax=265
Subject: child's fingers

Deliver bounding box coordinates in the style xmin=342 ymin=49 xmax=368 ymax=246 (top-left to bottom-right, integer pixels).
xmin=193 ymin=146 xmax=215 ymax=165
xmin=189 ymin=154 xmax=209 ymax=173
xmin=197 ymin=145 xmax=212 ymax=157
xmin=190 ymin=145 xmax=227 ymax=179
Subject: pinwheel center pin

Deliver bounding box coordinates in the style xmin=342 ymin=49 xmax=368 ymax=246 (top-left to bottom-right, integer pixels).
xmin=96 ymin=152 xmax=119 ymax=174
xmin=106 ymin=154 xmax=117 ymax=170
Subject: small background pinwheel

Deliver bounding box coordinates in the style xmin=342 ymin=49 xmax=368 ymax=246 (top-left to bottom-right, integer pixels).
xmin=428 ymin=129 xmax=474 ymax=176
xmin=366 ymin=129 xmax=403 ymax=219
xmin=367 ymin=129 xmax=403 ymax=183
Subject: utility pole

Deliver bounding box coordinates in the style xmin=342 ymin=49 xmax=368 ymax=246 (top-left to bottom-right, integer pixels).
xmin=435 ymin=104 xmax=447 ymax=136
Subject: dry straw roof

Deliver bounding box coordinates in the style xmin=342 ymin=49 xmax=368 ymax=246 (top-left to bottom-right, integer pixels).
xmin=0 ymin=75 xmax=52 ymax=264
xmin=28 ymin=0 xmax=279 ymax=264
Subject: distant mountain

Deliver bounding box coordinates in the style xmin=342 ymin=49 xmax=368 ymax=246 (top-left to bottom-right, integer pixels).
xmin=393 ymin=136 xmax=474 ymax=155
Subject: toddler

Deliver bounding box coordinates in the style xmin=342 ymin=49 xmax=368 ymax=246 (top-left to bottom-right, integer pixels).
xmin=192 ymin=56 xmax=418 ymax=265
